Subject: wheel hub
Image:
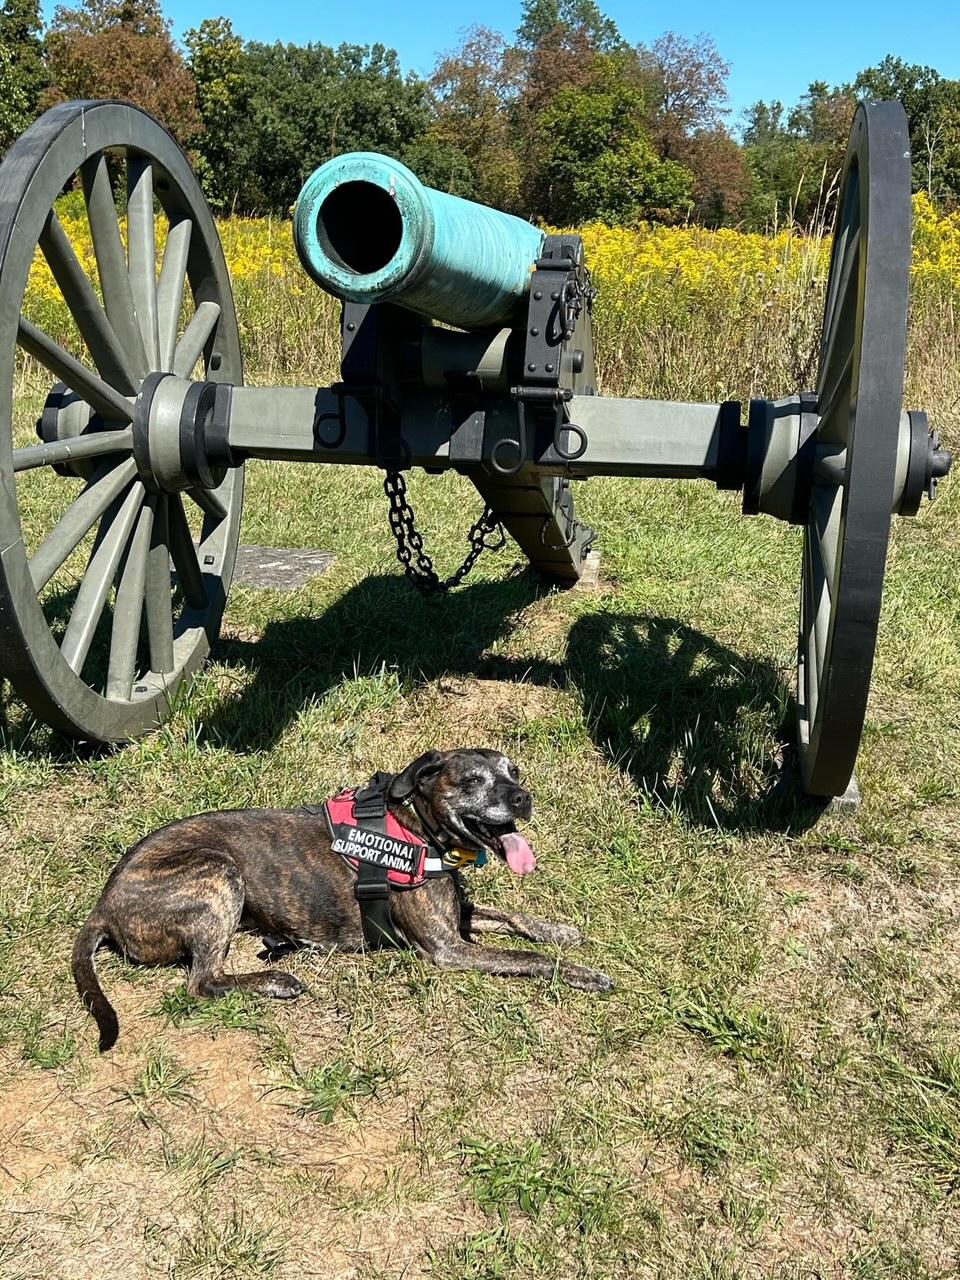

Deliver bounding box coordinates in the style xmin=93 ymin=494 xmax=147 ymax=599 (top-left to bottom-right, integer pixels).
xmin=743 ymin=393 xmax=952 ymax=523
xmin=36 ymin=382 xmax=101 ymax=478
xmin=132 ymin=372 xmax=234 ymax=494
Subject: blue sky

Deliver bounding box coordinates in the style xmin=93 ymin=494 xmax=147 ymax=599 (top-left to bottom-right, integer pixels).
xmin=50 ymin=1 xmax=960 ymax=127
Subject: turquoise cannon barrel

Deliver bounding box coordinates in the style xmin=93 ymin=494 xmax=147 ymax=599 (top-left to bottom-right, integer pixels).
xmin=293 ymin=152 xmax=545 ymax=330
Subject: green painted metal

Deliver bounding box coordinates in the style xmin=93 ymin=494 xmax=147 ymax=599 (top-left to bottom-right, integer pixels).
xmin=293 ymin=152 xmax=544 ymax=329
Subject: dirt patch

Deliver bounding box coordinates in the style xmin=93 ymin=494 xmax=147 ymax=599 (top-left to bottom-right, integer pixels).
xmin=412 ymin=676 xmax=565 ymax=733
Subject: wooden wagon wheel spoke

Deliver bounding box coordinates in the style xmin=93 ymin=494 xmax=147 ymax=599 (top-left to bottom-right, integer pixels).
xmin=29 ymin=457 xmax=139 ymax=591
xmin=816 ymin=347 xmax=854 ymax=438
xmin=817 ymin=244 xmax=861 ymax=444
xmin=187 ymin=485 xmax=228 ymax=522
xmin=17 ymin=316 xmax=133 ymax=422
xmin=811 ymin=482 xmax=840 ymax=589
xmin=174 ymin=300 xmax=221 ymax=378
xmin=126 ymin=153 xmax=161 ymax=370
xmin=80 ymin=154 xmax=149 ymax=380
xmin=60 ymin=477 xmax=145 ymax=674
xmin=13 ymin=427 xmax=134 ymax=474
xmin=167 ymin=492 xmax=206 ymax=609
xmin=107 ymin=494 xmax=156 ymax=698
xmin=157 ymin=216 xmax=192 ymax=371
xmin=38 ymin=210 xmax=138 ymax=395
xmin=0 ymin=100 xmax=244 ymax=741
xmin=144 ymin=494 xmax=175 ymax=676
xmin=807 ymin=494 xmax=833 ymax=671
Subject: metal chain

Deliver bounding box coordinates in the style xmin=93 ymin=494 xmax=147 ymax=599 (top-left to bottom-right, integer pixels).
xmin=383 ymin=469 xmax=507 ymax=595
xmin=560 ymin=266 xmax=597 ymax=339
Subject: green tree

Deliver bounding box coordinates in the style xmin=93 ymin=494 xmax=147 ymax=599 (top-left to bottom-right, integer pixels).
xmin=639 ymin=32 xmax=731 ymax=160
xmin=511 ymin=0 xmax=637 ymax=213
xmin=852 ymin=56 xmax=942 ymax=132
xmin=400 ymin=133 xmax=478 ymax=198
xmin=634 ymin=33 xmax=747 ymax=225
xmin=516 ymin=0 xmax=622 ymax=54
xmin=228 ymin=40 xmax=431 ymax=212
xmin=681 ymin=127 xmax=752 ymax=226
xmin=788 ymin=80 xmax=855 ymax=147
xmin=742 ymin=84 xmax=854 ymax=227
xmin=45 ymin=0 xmax=199 ymax=144
xmin=424 ymin=25 xmax=523 ymax=208
xmin=184 ymin=17 xmax=253 ymax=211
xmin=0 ymin=0 xmax=48 ymax=152
xmin=535 ymin=57 xmax=692 ymax=224
xmin=740 ymin=61 xmax=960 ymax=223
xmin=852 ymin=57 xmax=960 ymax=204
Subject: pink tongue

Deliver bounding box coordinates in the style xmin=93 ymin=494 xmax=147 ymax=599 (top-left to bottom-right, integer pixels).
xmin=501 ymin=832 xmax=537 ymax=876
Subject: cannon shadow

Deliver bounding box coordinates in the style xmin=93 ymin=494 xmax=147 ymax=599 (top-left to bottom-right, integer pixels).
xmin=204 ymin=569 xmax=548 ymax=748
xmin=204 ymin=573 xmax=822 ymax=834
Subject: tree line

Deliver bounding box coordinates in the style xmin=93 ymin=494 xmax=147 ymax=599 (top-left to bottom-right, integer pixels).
xmin=3 ymin=0 xmax=959 ymax=228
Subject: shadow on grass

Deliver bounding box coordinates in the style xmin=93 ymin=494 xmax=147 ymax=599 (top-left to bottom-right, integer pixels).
xmin=204 ymin=573 xmax=823 ymax=835
xmin=204 ymin=570 xmax=547 ymax=749
xmin=565 ymin=612 xmax=824 ymax=834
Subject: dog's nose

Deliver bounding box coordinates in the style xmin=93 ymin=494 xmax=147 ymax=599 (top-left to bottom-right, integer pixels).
xmin=509 ymin=788 xmax=532 ymax=818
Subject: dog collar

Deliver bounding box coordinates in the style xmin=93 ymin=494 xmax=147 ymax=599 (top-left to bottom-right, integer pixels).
xmin=442 ymin=847 xmax=488 ymax=870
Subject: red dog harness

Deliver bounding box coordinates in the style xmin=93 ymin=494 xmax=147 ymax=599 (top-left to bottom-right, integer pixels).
xmin=325 ymin=789 xmax=445 ymax=888
xmin=314 ymin=772 xmax=486 ymax=949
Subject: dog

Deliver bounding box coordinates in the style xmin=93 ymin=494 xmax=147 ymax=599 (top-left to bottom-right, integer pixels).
xmin=73 ymin=749 xmax=614 ymax=1050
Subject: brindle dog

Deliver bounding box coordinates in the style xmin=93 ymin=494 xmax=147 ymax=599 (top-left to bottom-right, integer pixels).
xmin=73 ymin=749 xmax=613 ymax=1050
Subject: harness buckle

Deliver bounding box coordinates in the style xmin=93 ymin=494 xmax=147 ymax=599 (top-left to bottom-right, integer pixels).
xmin=442 ymin=848 xmax=488 ymax=870
xmin=354 ymin=878 xmax=391 ymax=902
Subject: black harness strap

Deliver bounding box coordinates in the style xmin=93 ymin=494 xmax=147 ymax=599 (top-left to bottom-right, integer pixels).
xmin=317 ymin=771 xmax=477 ymax=950
xmin=350 ymin=773 xmax=402 ymax=949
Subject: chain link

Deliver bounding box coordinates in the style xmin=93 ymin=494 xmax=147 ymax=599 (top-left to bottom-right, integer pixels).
xmin=560 ymin=266 xmax=597 ymax=339
xmin=383 ymin=469 xmax=507 ymax=595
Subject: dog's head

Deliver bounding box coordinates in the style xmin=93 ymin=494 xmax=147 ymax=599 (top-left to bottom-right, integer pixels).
xmin=389 ymin=749 xmax=536 ymax=875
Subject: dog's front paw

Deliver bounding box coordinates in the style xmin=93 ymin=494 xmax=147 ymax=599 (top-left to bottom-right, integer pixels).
xmin=263 ymin=971 xmax=307 ymax=1000
xmin=550 ymin=923 xmax=588 ymax=949
xmin=561 ymin=963 xmax=614 ymax=994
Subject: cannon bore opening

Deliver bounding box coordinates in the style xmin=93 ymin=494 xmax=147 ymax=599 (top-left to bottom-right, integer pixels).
xmin=318 ymin=181 xmax=404 ymax=275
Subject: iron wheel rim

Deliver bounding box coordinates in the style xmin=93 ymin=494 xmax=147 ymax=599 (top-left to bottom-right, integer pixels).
xmin=796 ymin=101 xmax=911 ymax=796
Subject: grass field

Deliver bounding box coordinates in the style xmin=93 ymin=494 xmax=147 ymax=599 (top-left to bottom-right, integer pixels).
xmin=1 ymin=204 xmax=960 ymax=1278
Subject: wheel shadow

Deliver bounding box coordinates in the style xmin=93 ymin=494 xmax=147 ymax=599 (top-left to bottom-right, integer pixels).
xmin=563 ymin=612 xmax=825 ymax=834
xmin=203 ymin=573 xmax=823 ymax=834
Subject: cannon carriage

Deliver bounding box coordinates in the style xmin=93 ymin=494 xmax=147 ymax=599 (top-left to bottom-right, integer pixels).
xmin=0 ymin=98 xmax=951 ymax=798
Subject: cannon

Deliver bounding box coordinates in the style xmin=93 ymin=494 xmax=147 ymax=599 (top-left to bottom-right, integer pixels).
xmin=0 ymin=98 xmax=952 ymax=798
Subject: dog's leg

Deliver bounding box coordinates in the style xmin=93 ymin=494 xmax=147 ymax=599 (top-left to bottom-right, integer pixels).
xmin=189 ymin=938 xmax=307 ymax=1001
xmin=460 ymin=902 xmax=586 ymax=948
xmin=181 ymin=853 xmax=306 ymax=1002
xmin=430 ymin=939 xmax=614 ymax=992
xmin=393 ymin=877 xmax=613 ymax=992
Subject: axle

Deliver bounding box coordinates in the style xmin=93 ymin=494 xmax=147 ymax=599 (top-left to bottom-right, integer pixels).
xmin=112 ymin=373 xmax=950 ymax=524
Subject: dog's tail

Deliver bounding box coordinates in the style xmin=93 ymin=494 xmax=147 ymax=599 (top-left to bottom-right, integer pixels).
xmin=72 ymin=915 xmax=119 ymax=1052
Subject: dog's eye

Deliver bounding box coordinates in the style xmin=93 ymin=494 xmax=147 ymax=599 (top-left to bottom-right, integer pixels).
xmin=507 ymin=763 xmax=520 ymax=782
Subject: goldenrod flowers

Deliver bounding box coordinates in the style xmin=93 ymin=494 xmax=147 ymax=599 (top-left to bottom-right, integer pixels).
xmin=19 ymin=196 xmax=960 ymax=401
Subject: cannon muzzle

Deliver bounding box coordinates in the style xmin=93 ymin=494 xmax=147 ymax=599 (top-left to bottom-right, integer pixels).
xmin=293 ymin=153 xmax=544 ymax=330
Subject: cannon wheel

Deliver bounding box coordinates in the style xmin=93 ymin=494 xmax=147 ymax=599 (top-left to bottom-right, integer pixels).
xmin=796 ymin=101 xmax=911 ymax=796
xmin=0 ymin=100 xmax=243 ymax=741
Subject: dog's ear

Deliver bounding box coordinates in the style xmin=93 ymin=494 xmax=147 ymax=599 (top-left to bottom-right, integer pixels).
xmin=389 ymin=751 xmax=444 ymax=801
